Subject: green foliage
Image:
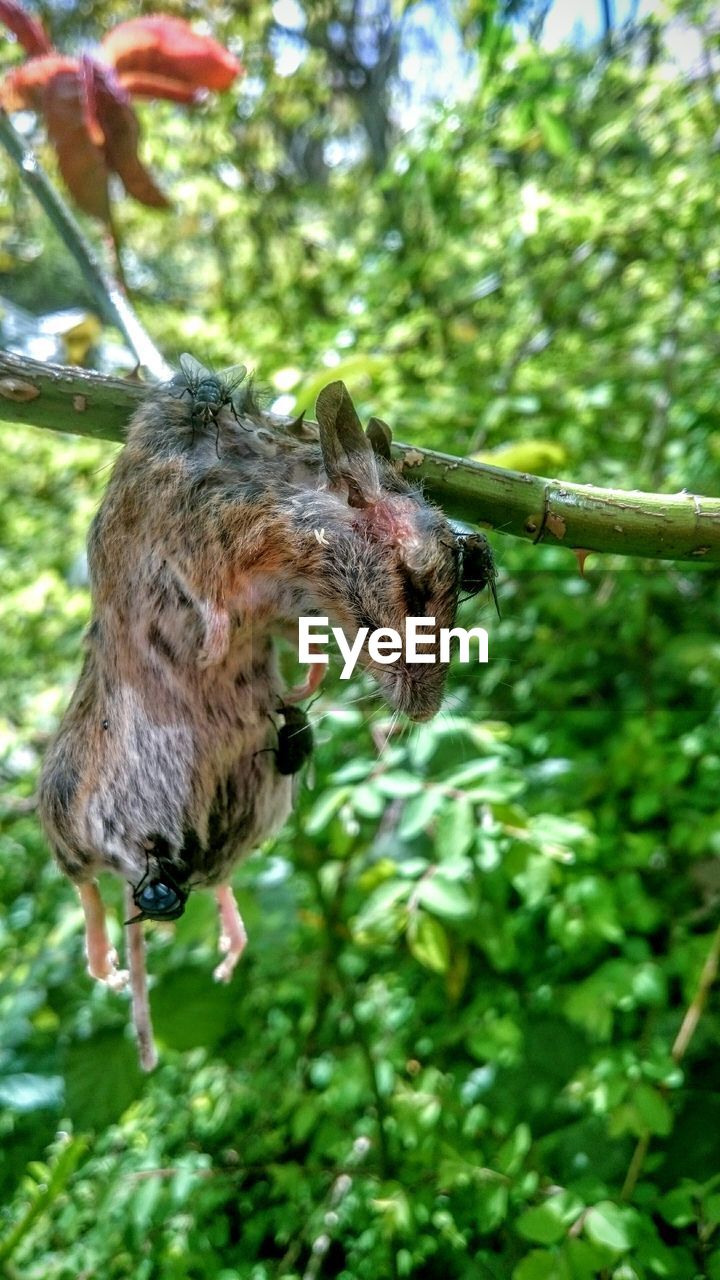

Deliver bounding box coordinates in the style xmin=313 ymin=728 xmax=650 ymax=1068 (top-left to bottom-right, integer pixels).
xmin=2 ymin=2 xmax=720 ymax=1277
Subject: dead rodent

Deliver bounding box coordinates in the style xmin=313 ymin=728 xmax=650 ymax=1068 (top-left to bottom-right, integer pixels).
xmin=38 ymin=368 xmax=496 ymax=1000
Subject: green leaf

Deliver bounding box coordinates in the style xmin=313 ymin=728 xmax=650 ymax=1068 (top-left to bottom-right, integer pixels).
xmin=353 ymin=880 xmax=411 ymax=942
xmin=512 ymin=1249 xmax=561 ymax=1280
xmin=304 ymin=786 xmax=349 ymax=834
xmin=584 ymin=1202 xmax=633 ymax=1253
xmin=535 ymin=105 xmax=574 ymax=158
xmin=417 ymin=872 xmax=474 ymax=920
xmin=516 ymin=1204 xmax=567 ymax=1246
xmin=352 ymin=783 xmax=386 ymax=818
xmin=434 ymin=796 xmax=475 ymax=860
xmin=62 ymin=1028 xmax=143 ymax=1129
xmin=516 ymin=1191 xmax=583 ymax=1246
xmin=476 ymin=1181 xmax=509 ymax=1233
xmin=398 ymin=787 xmax=442 ymax=839
xmin=152 ymin=966 xmax=237 ymax=1052
xmin=658 ymin=1186 xmax=696 ymax=1228
xmin=407 ymin=912 xmax=450 ymax=974
xmin=374 ymin=771 xmax=424 ymax=799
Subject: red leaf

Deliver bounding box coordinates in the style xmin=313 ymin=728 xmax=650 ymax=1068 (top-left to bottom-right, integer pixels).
xmin=111 ymin=70 xmax=200 ymax=104
xmin=79 ymin=53 xmax=105 ymax=147
xmin=41 ymin=60 xmax=111 ymax=221
xmin=91 ymin=62 xmax=169 ymax=209
xmin=0 ymin=0 xmax=52 ymax=57
xmin=103 ymin=16 xmax=240 ymax=94
xmin=0 ymin=52 xmax=76 ymax=110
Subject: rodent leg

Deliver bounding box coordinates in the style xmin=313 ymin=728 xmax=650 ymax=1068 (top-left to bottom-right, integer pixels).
xmin=284 ymin=660 xmax=326 ymax=704
xmin=212 ymin=884 xmax=247 ymax=983
xmin=78 ymin=881 xmax=129 ymax=992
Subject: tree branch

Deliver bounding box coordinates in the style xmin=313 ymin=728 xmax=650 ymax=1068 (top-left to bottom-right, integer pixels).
xmin=1 ymin=350 xmax=719 ymax=564
xmin=0 ymin=109 xmax=171 ymax=380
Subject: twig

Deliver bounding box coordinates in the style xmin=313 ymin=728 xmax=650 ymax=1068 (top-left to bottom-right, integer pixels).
xmin=1 ymin=350 xmax=719 ymax=564
xmin=0 ymin=109 xmax=171 ymax=380
xmin=670 ymin=922 xmax=720 ymax=1063
xmin=621 ymin=922 xmax=720 ymax=1202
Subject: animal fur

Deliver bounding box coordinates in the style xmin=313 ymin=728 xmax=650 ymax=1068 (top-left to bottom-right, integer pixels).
xmin=39 ymin=375 xmax=473 ymax=913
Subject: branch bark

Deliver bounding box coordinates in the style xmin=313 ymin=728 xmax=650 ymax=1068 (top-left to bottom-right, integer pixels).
xmin=1 ymin=349 xmax=719 ymax=565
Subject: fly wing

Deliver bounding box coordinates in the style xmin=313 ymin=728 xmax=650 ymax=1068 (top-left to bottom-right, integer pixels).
xmin=179 ymin=352 xmax=210 ymax=385
xmin=220 ymin=362 xmax=248 ymax=392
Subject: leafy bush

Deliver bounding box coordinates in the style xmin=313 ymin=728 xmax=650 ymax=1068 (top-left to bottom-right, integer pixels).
xmin=1 ymin=4 xmax=719 ymax=1277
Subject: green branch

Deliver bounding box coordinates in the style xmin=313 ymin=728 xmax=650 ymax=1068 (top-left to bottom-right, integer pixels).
xmin=1 ymin=350 xmax=719 ymax=564
xmin=0 ymin=110 xmax=171 ymax=380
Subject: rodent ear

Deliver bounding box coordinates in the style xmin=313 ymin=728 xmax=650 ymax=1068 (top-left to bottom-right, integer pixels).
xmin=316 ymin=381 xmax=380 ymax=508
xmin=366 ymin=416 xmax=392 ymax=460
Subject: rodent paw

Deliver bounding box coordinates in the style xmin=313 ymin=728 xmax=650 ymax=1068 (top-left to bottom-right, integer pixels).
xmin=105 ymin=967 xmax=131 ymax=993
xmin=88 ymin=947 xmax=130 ymax=992
xmin=213 ymin=955 xmax=237 ymax=983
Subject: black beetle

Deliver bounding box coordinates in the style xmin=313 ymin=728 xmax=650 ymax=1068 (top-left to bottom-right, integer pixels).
xmin=455 ymin=531 xmax=499 ymax=616
xmin=274 ymin=704 xmax=314 ymax=776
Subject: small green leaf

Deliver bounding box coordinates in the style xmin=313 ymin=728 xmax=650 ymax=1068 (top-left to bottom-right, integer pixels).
xmin=434 ymin=797 xmax=475 ymax=859
xmin=535 ymin=105 xmax=573 ymax=157
xmin=418 ymin=872 xmax=474 ymax=920
xmin=584 ymin=1202 xmax=632 ymax=1253
xmin=398 ymin=788 xmax=443 ymax=840
xmin=375 ymin=771 xmax=424 ymax=799
xmin=352 ymin=783 xmax=386 ymax=817
xmin=512 ymin=1248 xmax=560 ymax=1280
xmin=407 ymin=912 xmax=450 ymax=973
xmin=495 ymin=1122 xmax=532 ymax=1176
xmin=516 ymin=1191 xmax=582 ymax=1246
xmin=516 ymin=1204 xmax=567 ymax=1246
xmin=304 ymin=786 xmax=349 ymax=834
xmin=658 ymin=1186 xmax=696 ymax=1228
xmin=476 ymin=1181 xmax=509 ymax=1232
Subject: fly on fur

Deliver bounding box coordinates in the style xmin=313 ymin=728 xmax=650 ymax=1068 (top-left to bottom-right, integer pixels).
xmin=126 ymin=854 xmax=190 ymax=924
xmin=170 ymin=352 xmax=249 ymax=447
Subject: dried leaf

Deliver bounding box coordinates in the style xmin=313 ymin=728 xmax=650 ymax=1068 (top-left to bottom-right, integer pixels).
xmin=40 ymin=60 xmax=111 ymax=221
xmin=0 ymin=55 xmax=110 ymax=218
xmin=0 ymin=0 xmax=52 ymax=57
xmin=103 ymin=16 xmax=241 ymax=95
xmin=91 ymin=62 xmax=169 ymax=209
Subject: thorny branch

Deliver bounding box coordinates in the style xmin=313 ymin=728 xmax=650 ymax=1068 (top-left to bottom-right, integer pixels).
xmin=1 ymin=349 xmax=719 ymax=565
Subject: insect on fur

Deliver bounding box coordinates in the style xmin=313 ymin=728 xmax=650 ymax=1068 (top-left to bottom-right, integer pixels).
xmin=168 ymin=352 xmax=250 ymax=447
xmin=127 ymin=847 xmax=190 ymax=924
xmin=273 ymin=704 xmax=314 ymax=776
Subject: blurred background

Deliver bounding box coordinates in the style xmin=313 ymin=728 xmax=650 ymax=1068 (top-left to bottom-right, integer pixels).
xmin=1 ymin=1 xmax=720 ymax=1276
